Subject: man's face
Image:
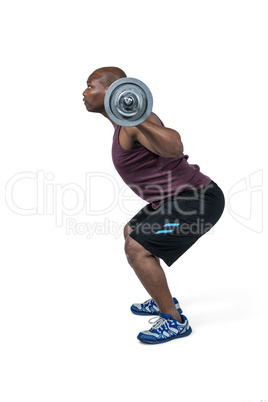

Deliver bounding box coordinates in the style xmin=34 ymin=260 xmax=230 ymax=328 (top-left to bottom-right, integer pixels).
xmin=83 ymin=72 xmax=107 ymax=113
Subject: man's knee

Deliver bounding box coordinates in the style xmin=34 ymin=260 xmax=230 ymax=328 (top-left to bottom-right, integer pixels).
xmin=124 ymin=236 xmax=138 ymax=260
xmin=124 ymin=236 xmax=152 ymax=265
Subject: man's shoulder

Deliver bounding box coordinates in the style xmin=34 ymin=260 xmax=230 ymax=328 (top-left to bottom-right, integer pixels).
xmin=119 ymin=113 xmax=164 ymax=151
xmin=124 ymin=113 xmax=163 ymax=139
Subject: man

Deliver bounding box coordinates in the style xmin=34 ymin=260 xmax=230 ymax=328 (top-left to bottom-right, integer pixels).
xmin=83 ymin=67 xmax=225 ymax=344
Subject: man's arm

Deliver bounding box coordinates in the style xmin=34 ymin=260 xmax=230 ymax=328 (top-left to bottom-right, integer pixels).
xmin=129 ymin=113 xmax=184 ymax=158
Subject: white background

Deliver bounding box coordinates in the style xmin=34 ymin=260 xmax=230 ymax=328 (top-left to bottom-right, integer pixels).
xmin=0 ymin=1 xmax=267 ymax=401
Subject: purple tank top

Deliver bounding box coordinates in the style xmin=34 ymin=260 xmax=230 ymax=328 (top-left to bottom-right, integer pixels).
xmin=112 ymin=123 xmax=211 ymax=209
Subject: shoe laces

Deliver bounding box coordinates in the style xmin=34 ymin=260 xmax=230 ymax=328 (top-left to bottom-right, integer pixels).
xmin=148 ymin=316 xmax=170 ymax=331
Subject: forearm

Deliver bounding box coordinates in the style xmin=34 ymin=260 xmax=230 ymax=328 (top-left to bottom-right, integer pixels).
xmin=136 ymin=120 xmax=183 ymax=157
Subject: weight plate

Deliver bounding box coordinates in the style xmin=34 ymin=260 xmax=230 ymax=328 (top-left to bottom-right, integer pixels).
xmin=104 ymin=77 xmax=153 ymax=127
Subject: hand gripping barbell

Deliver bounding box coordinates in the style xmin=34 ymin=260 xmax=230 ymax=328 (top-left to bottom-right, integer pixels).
xmin=104 ymin=77 xmax=153 ymax=127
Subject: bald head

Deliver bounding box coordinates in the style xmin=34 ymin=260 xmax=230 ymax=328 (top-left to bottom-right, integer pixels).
xmin=91 ymin=66 xmax=127 ymax=88
xmin=83 ymin=67 xmax=127 ymax=117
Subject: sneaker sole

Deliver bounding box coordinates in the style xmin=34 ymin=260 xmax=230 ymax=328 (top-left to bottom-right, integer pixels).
xmin=130 ymin=307 xmax=183 ymax=316
xmin=137 ymin=327 xmax=192 ymax=344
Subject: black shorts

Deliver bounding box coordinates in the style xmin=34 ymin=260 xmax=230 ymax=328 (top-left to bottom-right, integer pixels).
xmin=128 ymin=181 xmax=225 ymax=266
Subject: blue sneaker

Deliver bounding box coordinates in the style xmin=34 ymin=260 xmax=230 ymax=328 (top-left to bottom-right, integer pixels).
xmin=131 ymin=297 xmax=182 ymax=316
xmin=137 ymin=313 xmax=192 ymax=344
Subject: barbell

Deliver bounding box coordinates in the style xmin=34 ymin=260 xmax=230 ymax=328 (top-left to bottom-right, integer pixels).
xmin=104 ymin=77 xmax=153 ymax=127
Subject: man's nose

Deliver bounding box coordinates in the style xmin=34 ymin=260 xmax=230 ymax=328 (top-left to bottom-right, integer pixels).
xmin=82 ymin=88 xmax=87 ymax=96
